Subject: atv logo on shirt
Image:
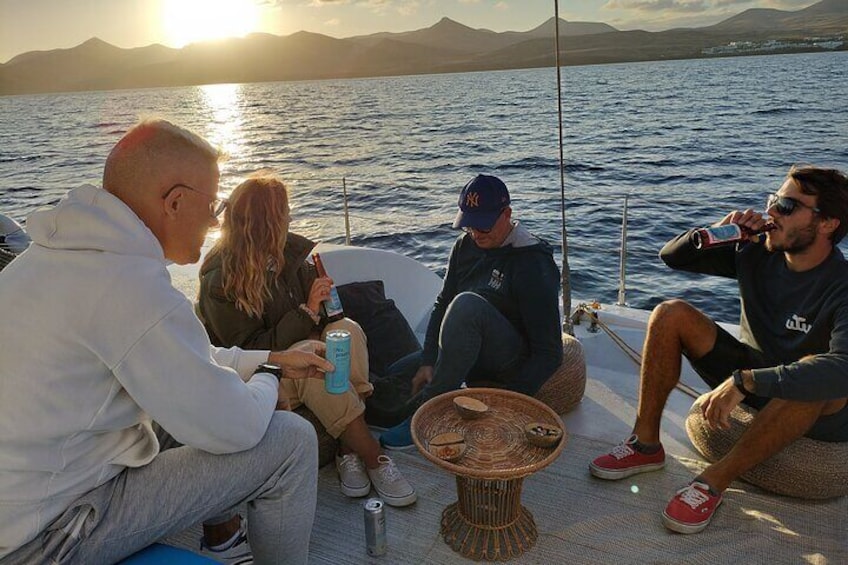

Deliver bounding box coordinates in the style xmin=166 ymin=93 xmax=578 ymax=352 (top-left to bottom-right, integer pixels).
xmin=489 ymin=269 xmax=504 ymax=290
xmin=785 ymin=314 xmax=811 ymax=334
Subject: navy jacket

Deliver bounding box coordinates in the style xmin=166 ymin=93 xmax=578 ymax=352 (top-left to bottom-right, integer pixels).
xmin=422 ymin=223 xmax=563 ymax=396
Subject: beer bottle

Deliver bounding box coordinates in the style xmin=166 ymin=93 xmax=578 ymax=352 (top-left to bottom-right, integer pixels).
xmin=311 ymin=252 xmax=345 ymax=322
xmin=693 ymin=223 xmax=776 ymax=249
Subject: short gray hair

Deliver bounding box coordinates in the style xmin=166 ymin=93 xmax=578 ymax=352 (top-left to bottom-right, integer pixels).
xmin=128 ymin=118 xmax=222 ymax=162
xmin=103 ymin=118 xmax=223 ymax=196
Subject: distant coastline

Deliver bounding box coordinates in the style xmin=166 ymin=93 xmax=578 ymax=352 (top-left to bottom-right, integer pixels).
xmin=1 ymin=0 xmax=845 ymax=96
xmin=1 ymin=53 xmax=844 ymax=319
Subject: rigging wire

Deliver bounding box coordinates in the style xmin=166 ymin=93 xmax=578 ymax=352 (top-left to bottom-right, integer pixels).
xmin=554 ymin=0 xmax=573 ymax=335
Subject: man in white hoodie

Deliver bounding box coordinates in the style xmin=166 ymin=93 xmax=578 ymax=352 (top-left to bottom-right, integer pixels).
xmin=0 ymin=118 xmax=332 ymax=564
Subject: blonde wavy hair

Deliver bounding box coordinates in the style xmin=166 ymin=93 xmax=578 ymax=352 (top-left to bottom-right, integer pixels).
xmin=206 ymin=175 xmax=290 ymax=318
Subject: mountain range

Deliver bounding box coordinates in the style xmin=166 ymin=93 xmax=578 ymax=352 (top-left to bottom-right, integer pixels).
xmin=1 ymin=0 xmax=845 ymax=96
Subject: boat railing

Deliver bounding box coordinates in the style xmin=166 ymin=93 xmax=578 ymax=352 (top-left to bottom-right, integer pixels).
xmin=618 ymin=194 xmax=630 ymax=307
xmin=0 ymin=177 xmax=700 ymax=307
xmin=275 ymin=176 xmax=704 ymax=310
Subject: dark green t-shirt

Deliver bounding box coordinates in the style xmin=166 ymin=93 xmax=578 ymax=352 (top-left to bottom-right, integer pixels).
xmin=660 ymin=230 xmax=848 ymax=401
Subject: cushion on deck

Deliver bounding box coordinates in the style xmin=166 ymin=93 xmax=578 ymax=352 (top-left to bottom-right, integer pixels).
xmin=686 ymin=394 xmax=848 ymax=499
xmin=337 ymin=280 xmax=422 ymax=376
xmin=534 ymin=333 xmax=586 ymax=414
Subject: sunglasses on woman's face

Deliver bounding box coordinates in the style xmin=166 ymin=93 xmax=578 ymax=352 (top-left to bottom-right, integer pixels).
xmin=766 ymin=194 xmax=820 ymax=217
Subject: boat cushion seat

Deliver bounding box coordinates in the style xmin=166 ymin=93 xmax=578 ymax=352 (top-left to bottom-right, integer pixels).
xmin=686 ymin=394 xmax=848 ymax=499
xmin=533 ymin=333 xmax=586 ymax=414
xmin=337 ymin=279 xmax=422 ymax=376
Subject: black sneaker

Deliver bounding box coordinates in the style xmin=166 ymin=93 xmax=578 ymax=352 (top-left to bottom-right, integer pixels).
xmin=199 ymin=517 xmax=253 ymax=565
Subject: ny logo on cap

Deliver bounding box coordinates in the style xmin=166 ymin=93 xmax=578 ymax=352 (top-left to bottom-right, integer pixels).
xmin=465 ymin=192 xmax=480 ymax=208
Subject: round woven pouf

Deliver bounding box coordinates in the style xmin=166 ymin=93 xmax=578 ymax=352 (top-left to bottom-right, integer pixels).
xmin=534 ymin=333 xmax=586 ymax=414
xmin=685 ymin=394 xmax=848 ymax=499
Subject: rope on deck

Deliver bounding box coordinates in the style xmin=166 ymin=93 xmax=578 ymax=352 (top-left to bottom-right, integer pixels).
xmin=572 ymin=303 xmax=700 ymax=400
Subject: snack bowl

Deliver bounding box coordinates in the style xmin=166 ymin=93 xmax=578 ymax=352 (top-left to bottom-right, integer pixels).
xmin=524 ymin=422 xmax=563 ymax=448
xmin=428 ymin=432 xmax=467 ymax=463
xmin=453 ymin=396 xmax=489 ymax=419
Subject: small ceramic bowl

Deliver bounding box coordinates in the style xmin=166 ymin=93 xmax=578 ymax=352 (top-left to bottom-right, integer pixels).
xmin=428 ymin=432 xmax=467 ymax=463
xmin=524 ymin=422 xmax=563 ymax=448
xmin=453 ymin=396 xmax=489 ymax=419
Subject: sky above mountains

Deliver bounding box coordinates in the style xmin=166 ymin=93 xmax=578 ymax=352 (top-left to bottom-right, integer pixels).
xmin=0 ymin=0 xmax=821 ymax=64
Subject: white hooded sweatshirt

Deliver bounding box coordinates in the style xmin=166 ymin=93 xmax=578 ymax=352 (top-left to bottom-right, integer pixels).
xmin=0 ymin=185 xmax=276 ymax=557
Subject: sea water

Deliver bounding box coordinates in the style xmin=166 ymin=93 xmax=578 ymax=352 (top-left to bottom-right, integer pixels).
xmin=1 ymin=51 xmax=846 ymax=322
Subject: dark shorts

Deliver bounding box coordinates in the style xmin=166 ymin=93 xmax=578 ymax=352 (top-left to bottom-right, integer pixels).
xmin=687 ymin=323 xmax=848 ymax=442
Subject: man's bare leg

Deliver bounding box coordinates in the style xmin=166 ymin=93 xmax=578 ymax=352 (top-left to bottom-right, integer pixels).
xmin=591 ymin=300 xmax=720 ymax=480
xmin=632 ymin=300 xmax=718 ymax=444
xmin=700 ymin=397 xmax=847 ymax=491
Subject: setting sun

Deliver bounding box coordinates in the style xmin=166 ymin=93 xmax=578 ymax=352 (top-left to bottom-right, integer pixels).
xmin=162 ymin=0 xmax=260 ymax=46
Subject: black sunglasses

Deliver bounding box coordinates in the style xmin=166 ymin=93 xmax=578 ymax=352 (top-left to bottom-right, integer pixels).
xmin=766 ymin=194 xmax=820 ymax=217
xmin=463 ymin=225 xmax=493 ymax=234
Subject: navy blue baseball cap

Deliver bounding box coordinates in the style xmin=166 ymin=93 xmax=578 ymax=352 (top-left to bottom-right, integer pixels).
xmin=452 ymin=174 xmax=511 ymax=230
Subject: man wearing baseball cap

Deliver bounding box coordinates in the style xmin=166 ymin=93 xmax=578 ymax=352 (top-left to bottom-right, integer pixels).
xmin=380 ymin=174 xmax=563 ymax=449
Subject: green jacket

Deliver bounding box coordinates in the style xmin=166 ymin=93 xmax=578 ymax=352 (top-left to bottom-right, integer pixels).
xmin=198 ymin=232 xmax=322 ymax=350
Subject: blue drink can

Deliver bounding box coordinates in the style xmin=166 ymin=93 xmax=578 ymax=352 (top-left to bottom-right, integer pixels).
xmin=324 ymin=329 xmax=351 ymax=394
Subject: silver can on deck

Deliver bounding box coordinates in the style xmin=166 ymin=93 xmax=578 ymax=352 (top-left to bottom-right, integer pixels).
xmin=364 ymin=498 xmax=387 ymax=556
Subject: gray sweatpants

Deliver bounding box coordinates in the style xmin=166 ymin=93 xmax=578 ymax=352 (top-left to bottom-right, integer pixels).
xmin=3 ymin=411 xmax=318 ymax=565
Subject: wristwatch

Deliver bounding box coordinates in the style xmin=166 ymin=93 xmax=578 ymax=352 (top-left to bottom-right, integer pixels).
xmin=732 ymin=369 xmax=747 ymax=394
xmin=253 ymin=363 xmax=283 ymax=382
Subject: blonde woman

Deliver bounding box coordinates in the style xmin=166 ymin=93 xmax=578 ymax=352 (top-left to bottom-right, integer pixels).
xmin=198 ymin=175 xmax=415 ymax=507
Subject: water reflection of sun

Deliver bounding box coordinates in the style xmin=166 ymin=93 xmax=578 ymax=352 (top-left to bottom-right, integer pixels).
xmin=199 ymin=83 xmax=246 ymax=194
xmin=162 ymin=0 xmax=260 ymax=47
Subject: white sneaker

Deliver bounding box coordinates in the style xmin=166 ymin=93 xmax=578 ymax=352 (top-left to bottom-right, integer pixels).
xmin=367 ymin=455 xmax=417 ymax=507
xmin=199 ymin=517 xmax=253 ymax=564
xmin=336 ymin=453 xmax=372 ymax=498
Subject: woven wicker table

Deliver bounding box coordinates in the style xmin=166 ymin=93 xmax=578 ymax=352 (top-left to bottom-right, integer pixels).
xmin=411 ymin=388 xmax=567 ymax=561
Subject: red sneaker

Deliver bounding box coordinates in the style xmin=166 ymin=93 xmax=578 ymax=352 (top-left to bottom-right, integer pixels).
xmin=662 ymin=481 xmax=723 ymax=534
xmin=589 ymin=435 xmax=665 ymax=480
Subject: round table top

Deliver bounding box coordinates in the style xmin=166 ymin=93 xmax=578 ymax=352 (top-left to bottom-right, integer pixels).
xmin=410 ymin=388 xmax=567 ymax=480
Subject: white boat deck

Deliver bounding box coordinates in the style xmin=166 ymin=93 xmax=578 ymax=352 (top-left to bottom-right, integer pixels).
xmin=166 ymin=246 xmax=848 ymax=564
